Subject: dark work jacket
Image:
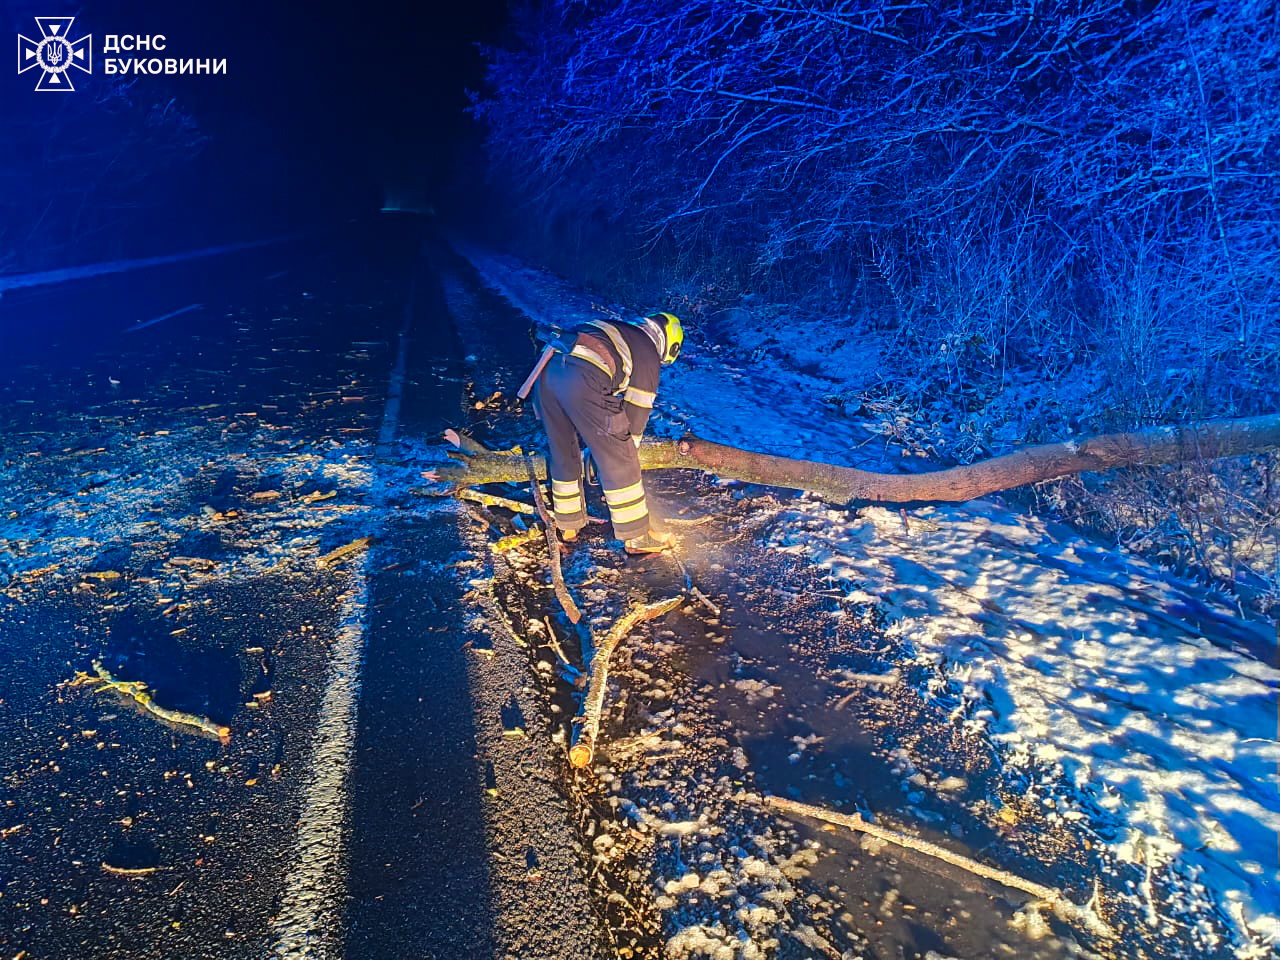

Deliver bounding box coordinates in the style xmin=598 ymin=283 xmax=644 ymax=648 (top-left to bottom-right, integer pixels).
xmin=570 ymin=321 xmax=662 ymax=439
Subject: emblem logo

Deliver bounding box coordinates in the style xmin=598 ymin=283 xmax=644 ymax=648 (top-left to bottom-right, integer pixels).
xmin=18 ymin=17 xmax=92 ymax=90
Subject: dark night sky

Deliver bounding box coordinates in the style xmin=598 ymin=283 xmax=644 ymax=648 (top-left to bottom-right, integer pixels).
xmin=81 ymin=0 xmax=509 ymax=229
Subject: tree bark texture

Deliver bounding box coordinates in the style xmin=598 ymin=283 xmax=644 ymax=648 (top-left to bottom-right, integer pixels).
xmin=439 ymin=414 xmax=1280 ymax=505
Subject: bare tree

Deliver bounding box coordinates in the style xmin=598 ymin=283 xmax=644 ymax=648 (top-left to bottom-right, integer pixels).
xmin=476 ymin=0 xmax=1278 ymax=417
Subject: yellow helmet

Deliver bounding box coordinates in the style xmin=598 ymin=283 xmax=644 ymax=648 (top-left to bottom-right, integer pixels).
xmin=648 ymin=312 xmax=684 ymax=364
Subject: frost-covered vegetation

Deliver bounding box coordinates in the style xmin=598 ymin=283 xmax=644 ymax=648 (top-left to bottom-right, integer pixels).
xmin=473 ymin=0 xmax=1280 ymax=610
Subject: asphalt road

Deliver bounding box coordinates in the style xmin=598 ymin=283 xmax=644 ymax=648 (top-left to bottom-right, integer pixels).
xmin=7 ymin=217 xmax=1264 ymax=960
xmin=0 ymin=219 xmax=601 ymax=959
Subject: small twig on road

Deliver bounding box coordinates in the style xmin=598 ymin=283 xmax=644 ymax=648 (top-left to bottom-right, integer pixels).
xmin=542 ymin=616 xmax=575 ymax=671
xmin=491 ymin=528 xmax=542 ymax=554
xmin=102 ymin=862 xmax=163 ymax=877
xmin=664 ymin=515 xmax=714 ymax=527
xmin=458 ymin=489 xmax=536 ymax=515
xmin=68 ymin=661 xmax=230 ymax=743
xmin=317 ymin=536 xmax=374 ymax=569
xmin=669 ymin=552 xmax=694 ymax=592
xmin=691 ymin=587 xmax=721 ymax=617
xmin=668 ymin=550 xmax=720 ymax=616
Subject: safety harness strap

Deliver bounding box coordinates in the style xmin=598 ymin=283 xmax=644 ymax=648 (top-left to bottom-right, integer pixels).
xmin=568 ymin=340 xmax=615 ymax=379
xmin=585 ymin=320 xmax=634 ymax=396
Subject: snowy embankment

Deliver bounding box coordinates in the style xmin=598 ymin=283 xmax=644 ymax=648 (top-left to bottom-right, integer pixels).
xmin=452 ymin=244 xmax=1279 ymax=958
xmin=769 ymin=501 xmax=1279 ymax=955
xmin=448 ymin=243 xmax=887 ymax=466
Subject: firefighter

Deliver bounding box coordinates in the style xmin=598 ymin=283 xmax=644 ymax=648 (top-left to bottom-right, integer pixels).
xmin=528 ymin=312 xmax=683 ymax=554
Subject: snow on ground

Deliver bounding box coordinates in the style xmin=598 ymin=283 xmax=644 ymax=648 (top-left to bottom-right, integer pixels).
xmin=455 ymin=244 xmax=1280 ymax=959
xmin=0 ymin=301 xmax=401 ymax=597
xmin=448 ymin=243 xmax=889 ymax=467
xmin=765 ymin=497 xmax=1279 ymax=955
xmin=0 ymin=417 xmax=382 ymax=599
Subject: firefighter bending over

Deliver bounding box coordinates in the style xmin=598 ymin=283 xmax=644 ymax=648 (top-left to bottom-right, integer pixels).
xmin=525 ymin=312 xmax=683 ymax=555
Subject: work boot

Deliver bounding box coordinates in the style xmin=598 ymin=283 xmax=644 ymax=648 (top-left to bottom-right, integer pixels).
xmin=624 ymin=530 xmax=673 ymax=555
xmin=560 ymin=527 xmax=579 ymax=543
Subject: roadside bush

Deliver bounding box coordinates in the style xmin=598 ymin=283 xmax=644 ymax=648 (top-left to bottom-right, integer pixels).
xmin=1037 ymin=454 xmax=1280 ymax=615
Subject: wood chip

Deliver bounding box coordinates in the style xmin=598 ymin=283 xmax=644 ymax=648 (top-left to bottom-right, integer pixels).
xmin=317 ymin=536 xmax=374 ymax=568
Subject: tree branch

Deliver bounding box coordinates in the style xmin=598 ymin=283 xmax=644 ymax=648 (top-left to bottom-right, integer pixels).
xmin=439 ymin=415 xmax=1280 ymax=506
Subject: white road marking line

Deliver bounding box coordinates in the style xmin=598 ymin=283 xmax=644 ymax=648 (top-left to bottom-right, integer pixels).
xmin=122 ymin=302 xmax=203 ymax=333
xmin=270 ymin=278 xmax=416 ymax=959
xmin=0 ymin=235 xmax=300 ymax=293
xmin=377 ymin=280 xmax=415 ymax=455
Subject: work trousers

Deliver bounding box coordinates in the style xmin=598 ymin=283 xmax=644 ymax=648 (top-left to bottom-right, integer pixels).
xmin=534 ymin=354 xmax=650 ymax=541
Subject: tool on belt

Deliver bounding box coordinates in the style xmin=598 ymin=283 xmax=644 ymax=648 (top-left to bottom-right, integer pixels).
xmin=516 ymin=327 xmax=572 ymax=400
xmin=516 ymin=344 xmax=557 ymax=400
xmin=516 ymin=329 xmax=623 ymax=400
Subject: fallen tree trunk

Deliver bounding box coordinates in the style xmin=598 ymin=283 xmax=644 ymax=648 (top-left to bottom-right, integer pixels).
xmin=439 ymin=414 xmax=1280 ymax=504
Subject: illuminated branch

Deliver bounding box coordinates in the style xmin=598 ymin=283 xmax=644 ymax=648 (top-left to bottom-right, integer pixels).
xmin=569 ymin=596 xmax=683 ymax=769
xmin=767 ymin=796 xmax=1113 ymax=939
xmin=438 ymin=415 xmax=1280 ymax=505
xmin=68 ymin=661 xmax=230 ymax=743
